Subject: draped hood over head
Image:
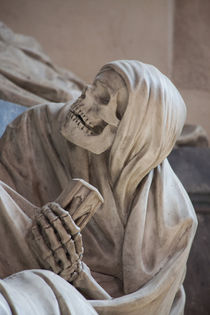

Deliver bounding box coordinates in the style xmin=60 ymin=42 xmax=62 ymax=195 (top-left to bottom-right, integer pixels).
xmin=99 ymin=61 xmax=186 ymax=217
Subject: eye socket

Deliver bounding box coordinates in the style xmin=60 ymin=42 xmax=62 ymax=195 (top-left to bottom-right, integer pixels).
xmin=80 ymin=87 xmax=87 ymax=99
xmin=99 ymin=96 xmax=110 ymax=105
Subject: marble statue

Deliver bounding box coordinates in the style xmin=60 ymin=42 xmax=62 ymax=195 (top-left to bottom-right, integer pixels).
xmin=0 ymin=60 xmax=197 ymax=314
xmin=0 ymin=21 xmax=84 ymax=107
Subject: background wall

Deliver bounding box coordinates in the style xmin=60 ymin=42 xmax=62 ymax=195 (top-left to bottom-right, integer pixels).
xmin=0 ymin=0 xmax=173 ymax=81
xmin=0 ymin=0 xmax=209 ymax=139
xmin=173 ymin=0 xmax=210 ymax=144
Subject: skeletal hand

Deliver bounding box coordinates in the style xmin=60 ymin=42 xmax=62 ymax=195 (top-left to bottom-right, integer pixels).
xmin=29 ymin=202 xmax=83 ymax=282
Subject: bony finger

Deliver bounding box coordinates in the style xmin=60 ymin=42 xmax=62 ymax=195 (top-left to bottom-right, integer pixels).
xmin=53 ymin=246 xmax=71 ymax=270
xmin=31 ymin=221 xmax=63 ymax=274
xmin=69 ymin=261 xmax=82 ymax=282
xmin=44 ymin=204 xmax=71 ymax=245
xmin=50 ymin=202 xmax=80 ymax=236
xmin=42 ymin=204 xmax=56 ymax=219
xmin=36 ymin=214 xmax=61 ymax=251
xmin=45 ymin=255 xmax=62 ymax=274
xmin=41 ymin=204 xmax=51 ymax=215
xmin=31 ymin=225 xmax=51 ymax=258
xmin=59 ymin=262 xmax=80 ymax=282
xmin=64 ymin=238 xmax=79 ymax=265
xmin=31 ymin=224 xmax=42 ymax=241
xmin=74 ymin=233 xmax=84 ymax=258
xmin=31 ymin=227 xmax=61 ymax=273
xmin=35 ymin=212 xmax=50 ymax=230
xmin=31 ymin=225 xmax=52 ymax=267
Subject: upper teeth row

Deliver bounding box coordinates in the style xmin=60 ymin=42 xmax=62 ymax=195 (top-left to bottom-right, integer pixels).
xmin=69 ymin=111 xmax=94 ymax=135
xmin=73 ymin=105 xmax=95 ymax=127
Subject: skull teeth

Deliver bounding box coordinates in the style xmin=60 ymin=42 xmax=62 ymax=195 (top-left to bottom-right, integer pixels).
xmin=77 ymin=111 xmax=93 ymax=128
xmin=70 ymin=109 xmax=98 ymax=135
xmin=71 ymin=114 xmax=92 ymax=135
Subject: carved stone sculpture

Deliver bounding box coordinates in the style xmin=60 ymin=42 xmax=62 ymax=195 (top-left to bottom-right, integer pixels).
xmin=0 ymin=60 xmax=197 ymax=314
xmin=0 ymin=21 xmax=84 ymax=106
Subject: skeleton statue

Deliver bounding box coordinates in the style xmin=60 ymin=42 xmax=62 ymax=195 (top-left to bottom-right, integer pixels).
xmin=0 ymin=60 xmax=197 ymax=314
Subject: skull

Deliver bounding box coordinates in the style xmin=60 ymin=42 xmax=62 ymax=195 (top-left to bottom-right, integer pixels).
xmin=61 ymin=70 xmax=128 ymax=154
